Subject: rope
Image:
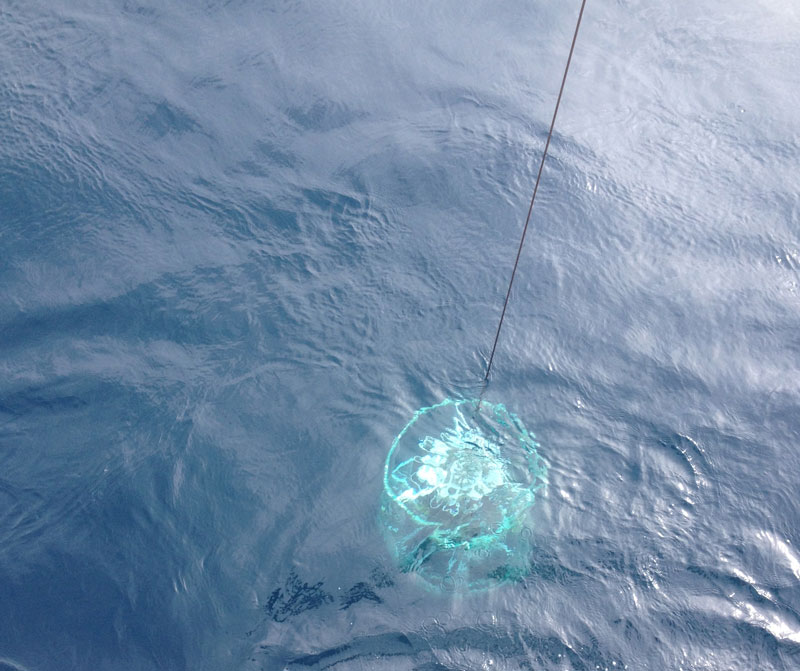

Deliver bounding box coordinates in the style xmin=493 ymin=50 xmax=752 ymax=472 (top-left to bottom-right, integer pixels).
xmin=482 ymin=0 xmax=588 ymax=386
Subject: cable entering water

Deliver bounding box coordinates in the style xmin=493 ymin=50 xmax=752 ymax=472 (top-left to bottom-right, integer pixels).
xmin=481 ymin=0 xmax=588 ymax=391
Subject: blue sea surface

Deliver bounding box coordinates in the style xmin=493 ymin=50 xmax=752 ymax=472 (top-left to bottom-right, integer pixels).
xmin=2 ymin=1 xmax=800 ymax=669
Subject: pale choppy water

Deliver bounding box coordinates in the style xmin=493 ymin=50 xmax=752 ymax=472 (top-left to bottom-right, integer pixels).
xmin=1 ymin=1 xmax=800 ymax=669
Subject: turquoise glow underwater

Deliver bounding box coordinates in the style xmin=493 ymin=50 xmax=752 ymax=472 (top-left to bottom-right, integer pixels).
xmin=381 ymin=398 xmax=547 ymax=592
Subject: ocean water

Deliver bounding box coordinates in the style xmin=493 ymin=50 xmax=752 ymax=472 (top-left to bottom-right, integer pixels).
xmin=1 ymin=0 xmax=799 ymax=669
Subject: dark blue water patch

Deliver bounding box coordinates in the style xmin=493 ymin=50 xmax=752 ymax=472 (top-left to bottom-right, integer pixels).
xmin=259 ymin=566 xmax=394 ymax=625
xmin=0 ymin=150 xmax=117 ymax=233
xmin=236 ymin=140 xmax=298 ymax=175
xmin=253 ymin=625 xmax=630 ymax=671
xmin=0 ymin=369 xmax=265 ymax=667
xmin=0 ymin=548 xmax=186 ymax=670
xmin=338 ymin=581 xmax=383 ymax=609
xmin=141 ymin=101 xmax=200 ymax=138
xmin=284 ymin=99 xmax=367 ymax=133
xmin=264 ymin=571 xmax=334 ymax=623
